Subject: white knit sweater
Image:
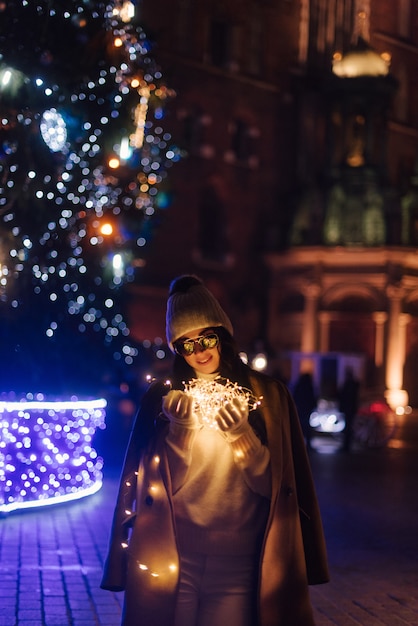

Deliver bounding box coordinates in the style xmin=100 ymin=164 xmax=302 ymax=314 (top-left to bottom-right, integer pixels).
xmin=165 ymin=372 xmax=271 ymax=555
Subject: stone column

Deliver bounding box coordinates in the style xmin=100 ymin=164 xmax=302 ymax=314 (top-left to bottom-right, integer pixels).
xmin=318 ymin=312 xmax=331 ymax=353
xmin=301 ymin=282 xmax=321 ymax=354
xmin=398 ymin=312 xmax=411 ymax=382
xmin=372 ymin=312 xmax=387 ymax=368
xmin=385 ymin=286 xmax=409 ymax=407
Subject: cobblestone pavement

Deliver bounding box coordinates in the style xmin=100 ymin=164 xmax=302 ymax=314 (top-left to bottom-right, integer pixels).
xmin=1 ymin=411 xmax=417 ymax=625
xmin=309 ymin=411 xmax=418 ymax=625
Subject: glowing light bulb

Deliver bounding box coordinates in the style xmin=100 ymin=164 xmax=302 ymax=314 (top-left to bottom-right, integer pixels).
xmin=119 ymin=136 xmax=132 ymax=160
xmin=252 ymin=353 xmax=268 ymax=371
xmin=1 ymin=69 xmax=12 ymax=86
xmin=100 ymin=223 xmax=113 ymax=236
xmin=108 ymin=156 xmax=120 ymax=169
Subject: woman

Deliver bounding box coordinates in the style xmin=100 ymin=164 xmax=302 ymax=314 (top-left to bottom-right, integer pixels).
xmin=101 ymin=275 xmax=329 ymax=626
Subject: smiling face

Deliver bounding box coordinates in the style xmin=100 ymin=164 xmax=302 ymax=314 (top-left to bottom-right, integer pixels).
xmin=179 ymin=327 xmax=221 ymax=375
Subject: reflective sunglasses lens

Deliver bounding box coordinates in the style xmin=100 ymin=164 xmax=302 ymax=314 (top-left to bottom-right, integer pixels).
xmin=181 ymin=341 xmax=195 ymax=355
xmin=201 ymin=334 xmax=218 ymax=349
xmin=174 ymin=341 xmax=192 ymax=356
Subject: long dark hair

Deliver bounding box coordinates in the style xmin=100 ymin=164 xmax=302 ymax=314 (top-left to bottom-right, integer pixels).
xmin=170 ymin=326 xmax=267 ymax=444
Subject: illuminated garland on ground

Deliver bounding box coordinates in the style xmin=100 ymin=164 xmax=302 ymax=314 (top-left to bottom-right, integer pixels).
xmin=0 ymin=397 xmax=106 ymax=514
xmin=183 ymin=377 xmax=262 ymax=429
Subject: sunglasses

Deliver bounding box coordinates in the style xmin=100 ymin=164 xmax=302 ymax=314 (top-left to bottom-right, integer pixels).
xmin=174 ymin=332 xmax=220 ymax=356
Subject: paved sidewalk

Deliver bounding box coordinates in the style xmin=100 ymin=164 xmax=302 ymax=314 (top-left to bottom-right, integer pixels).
xmin=308 ymin=445 xmax=418 ymax=625
xmin=1 ymin=412 xmax=418 ymax=625
xmin=0 ymin=474 xmax=123 ymax=626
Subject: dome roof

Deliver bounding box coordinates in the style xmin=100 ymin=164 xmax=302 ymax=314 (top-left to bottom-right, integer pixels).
xmin=332 ymin=39 xmax=390 ymax=78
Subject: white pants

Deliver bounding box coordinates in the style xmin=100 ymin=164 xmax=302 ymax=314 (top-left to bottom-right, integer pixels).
xmin=173 ymin=551 xmax=258 ymax=626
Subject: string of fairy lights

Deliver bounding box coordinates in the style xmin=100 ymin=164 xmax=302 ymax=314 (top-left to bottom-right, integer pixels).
xmin=184 ymin=377 xmax=263 ymax=429
xmin=0 ymin=0 xmax=179 ymax=368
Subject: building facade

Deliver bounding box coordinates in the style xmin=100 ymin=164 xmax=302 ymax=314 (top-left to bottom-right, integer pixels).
xmin=129 ymin=0 xmax=418 ymax=406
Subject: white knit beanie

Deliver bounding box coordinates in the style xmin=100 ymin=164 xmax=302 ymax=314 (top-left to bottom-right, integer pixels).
xmin=166 ymin=275 xmax=233 ymax=351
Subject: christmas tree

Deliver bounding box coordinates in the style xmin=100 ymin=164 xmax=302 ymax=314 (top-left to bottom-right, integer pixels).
xmin=0 ymin=1 xmax=178 ymax=395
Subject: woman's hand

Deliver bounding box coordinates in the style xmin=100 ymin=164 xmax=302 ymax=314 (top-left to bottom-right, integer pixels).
xmin=162 ymin=390 xmax=197 ymax=427
xmin=215 ymin=397 xmax=250 ymax=438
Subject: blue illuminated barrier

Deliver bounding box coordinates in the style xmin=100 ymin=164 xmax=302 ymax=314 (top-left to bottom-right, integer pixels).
xmin=0 ymin=397 xmax=106 ymax=514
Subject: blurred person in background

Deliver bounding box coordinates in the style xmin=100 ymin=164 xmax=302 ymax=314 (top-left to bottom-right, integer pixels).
xmin=292 ymin=371 xmax=317 ymax=450
xmin=338 ymin=367 xmax=360 ymax=452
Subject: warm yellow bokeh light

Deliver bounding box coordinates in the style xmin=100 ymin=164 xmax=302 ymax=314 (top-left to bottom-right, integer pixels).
xmin=108 ymin=157 xmax=120 ymax=169
xmin=100 ymin=223 xmax=113 ymax=236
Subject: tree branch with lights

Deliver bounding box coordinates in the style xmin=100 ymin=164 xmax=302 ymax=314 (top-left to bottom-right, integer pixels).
xmin=0 ymin=0 xmax=179 ymax=393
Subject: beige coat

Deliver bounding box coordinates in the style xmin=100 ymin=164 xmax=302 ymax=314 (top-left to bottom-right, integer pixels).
xmin=101 ymin=372 xmax=329 ymax=625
